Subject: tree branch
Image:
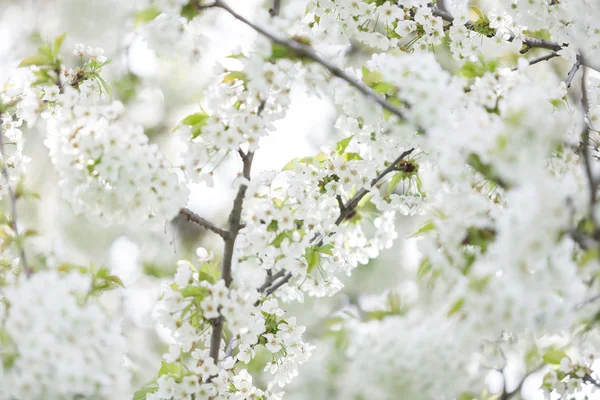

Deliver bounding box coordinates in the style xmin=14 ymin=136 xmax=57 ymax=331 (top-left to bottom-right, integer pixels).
xmin=179 ymin=208 xmax=230 ymax=239
xmin=0 ymin=114 xmax=31 ymax=277
xmin=209 ymin=0 xmax=407 ymax=121
xmin=209 ymin=149 xmax=254 ymax=363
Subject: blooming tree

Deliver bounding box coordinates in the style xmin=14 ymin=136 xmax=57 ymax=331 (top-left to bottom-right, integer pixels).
xmin=1 ymin=0 xmax=600 ymax=399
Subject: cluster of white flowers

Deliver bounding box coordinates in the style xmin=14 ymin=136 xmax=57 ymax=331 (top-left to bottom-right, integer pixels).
xmin=45 ymin=95 xmax=187 ymax=223
xmin=305 ymin=0 xmax=443 ymax=51
xmin=175 ymin=46 xmax=297 ymax=185
xmin=146 ymin=252 xmax=313 ymax=399
xmin=0 ymin=270 xmax=129 ymax=399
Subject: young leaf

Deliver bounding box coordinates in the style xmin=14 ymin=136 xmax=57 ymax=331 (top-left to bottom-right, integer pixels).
xmin=542 ymin=349 xmax=568 ymax=365
xmin=18 ymin=55 xmax=51 ymax=68
xmin=335 ymin=135 xmax=353 ymax=155
xmin=53 ymin=33 xmax=67 ymax=57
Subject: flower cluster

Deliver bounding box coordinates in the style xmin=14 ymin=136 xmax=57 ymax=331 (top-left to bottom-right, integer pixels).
xmin=45 ymin=96 xmax=188 ymax=223
xmin=0 ymin=270 xmax=129 ymax=399
xmin=175 ymin=44 xmax=297 ymax=185
xmin=142 ymin=253 xmax=313 ymax=399
xmin=305 ymin=0 xmax=444 ymax=51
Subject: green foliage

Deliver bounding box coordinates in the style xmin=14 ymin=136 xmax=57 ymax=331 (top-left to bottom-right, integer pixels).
xmin=467 ymin=153 xmax=508 ymax=189
xmin=542 ymin=348 xmax=569 ymax=365
xmin=180 ymin=112 xmax=210 ymax=139
xmin=132 ymin=379 xmax=158 ymax=400
xmin=459 ymin=56 xmax=499 ymax=79
xmin=134 ymin=8 xmax=161 ymax=26
xmin=409 ymin=221 xmax=435 ymax=238
xmin=335 ymin=135 xmax=353 ymax=155
xmin=305 ymin=246 xmax=321 ymax=274
xmin=180 ymin=285 xmax=209 ymax=297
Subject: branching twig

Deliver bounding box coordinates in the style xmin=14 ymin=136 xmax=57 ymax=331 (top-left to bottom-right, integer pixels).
xmin=511 ymin=52 xmax=559 ymax=71
xmin=565 ymin=56 xmax=583 ymax=88
xmin=208 ymin=149 xmax=254 ymax=363
xmin=255 ymin=148 xmax=415 ymax=300
xmin=179 ymin=208 xmax=230 ymax=239
xmin=207 ymin=0 xmax=407 ymax=121
xmin=0 ymin=114 xmax=31 ymax=277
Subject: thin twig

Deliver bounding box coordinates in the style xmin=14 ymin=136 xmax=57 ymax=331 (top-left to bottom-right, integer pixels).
xmin=208 ymin=149 xmax=254 ymax=363
xmin=211 ymin=0 xmax=407 ymax=121
xmin=0 ymin=114 xmax=31 ymax=277
xmin=565 ymin=55 xmax=583 ymax=88
xmin=179 ymin=208 xmax=230 ymax=239
xmin=511 ymin=52 xmax=559 ymax=71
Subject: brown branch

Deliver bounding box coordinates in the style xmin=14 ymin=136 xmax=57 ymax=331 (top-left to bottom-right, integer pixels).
xmin=209 ymin=0 xmax=407 ymax=121
xmin=208 ymin=149 xmax=254 ymax=363
xmin=179 ymin=208 xmax=230 ymax=239
xmin=0 ymin=114 xmax=31 ymax=277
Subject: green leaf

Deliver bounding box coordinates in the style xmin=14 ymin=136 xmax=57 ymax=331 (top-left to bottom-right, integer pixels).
xmin=181 ymin=112 xmax=210 ymax=139
xmin=133 ymin=379 xmax=158 ymax=400
xmin=335 ymin=135 xmax=353 ymax=155
xmin=315 ymin=244 xmax=334 ymax=256
xmin=417 ymin=258 xmax=432 ymax=279
xmin=447 ymin=297 xmax=465 ymax=316
xmin=470 ymin=6 xmax=486 ymax=21
xmin=387 ymin=172 xmax=404 ymax=196
xmin=305 ymin=247 xmax=321 ymax=273
xmin=579 ymin=248 xmax=599 ymax=267
xmin=180 ymin=285 xmax=209 ymax=297
xmin=197 ymin=271 xmax=216 ymax=285
xmin=343 ymin=152 xmax=363 ymax=161
xmin=542 ymin=349 xmax=568 ymax=365
xmin=180 ymin=2 xmax=200 ymax=20
xmin=158 ymin=361 xmax=181 ymax=377
xmin=267 ymin=220 xmax=279 ymax=232
xmin=373 ymin=82 xmax=396 ymax=94
xmin=408 ymin=221 xmax=435 ymax=238
xmin=269 ymin=43 xmax=301 ymax=62
xmin=222 ymin=71 xmax=247 ymax=83
xmin=52 ymin=33 xmax=66 ymax=57
xmin=96 ymin=75 xmax=112 ymax=100
xmin=361 ymin=67 xmax=382 ymax=86
xmin=270 ymin=231 xmax=288 ymax=248
xmin=18 ymin=55 xmax=51 ymax=68
xmin=135 ymin=7 xmax=161 ymax=26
